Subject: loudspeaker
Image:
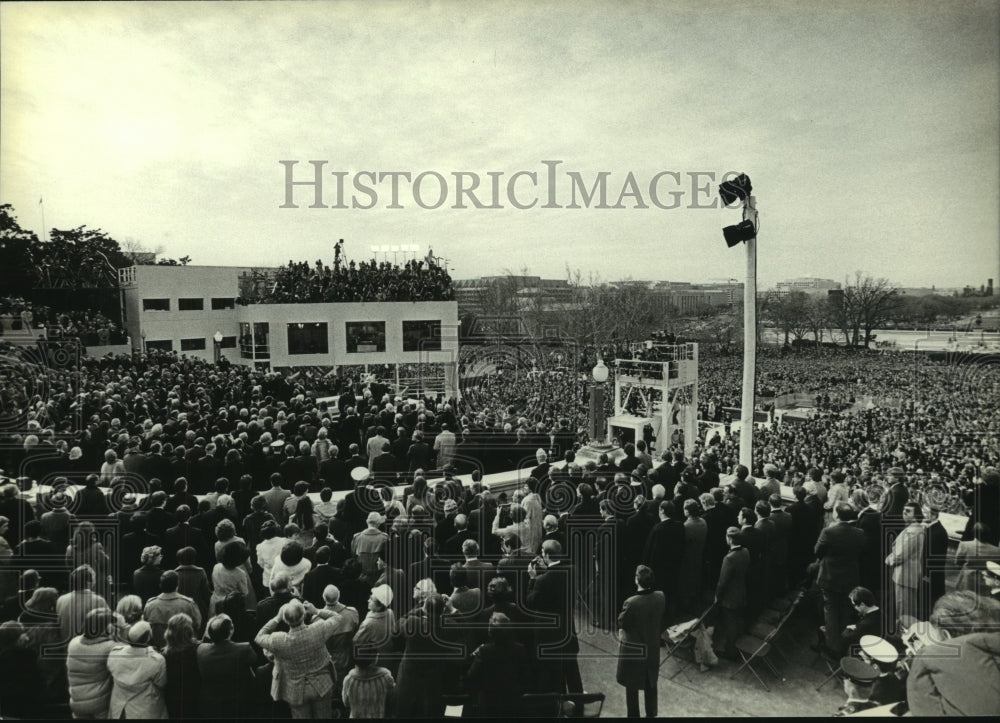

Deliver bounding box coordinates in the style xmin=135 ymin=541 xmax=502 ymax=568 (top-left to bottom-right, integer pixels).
xmin=723 ymin=219 xmax=756 ymax=247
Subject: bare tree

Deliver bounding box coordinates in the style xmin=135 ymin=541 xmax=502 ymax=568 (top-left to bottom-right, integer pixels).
xmin=839 ymin=272 xmax=900 ymax=347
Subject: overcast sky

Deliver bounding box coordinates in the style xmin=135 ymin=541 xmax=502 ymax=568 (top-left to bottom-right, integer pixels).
xmin=2 ymin=0 xmax=998 ymax=288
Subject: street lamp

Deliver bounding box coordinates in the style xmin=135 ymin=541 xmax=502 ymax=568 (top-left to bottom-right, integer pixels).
xmin=140 ymin=329 xmax=146 ymax=355
xmin=213 ymin=330 xmax=223 ymax=363
xmin=590 ymin=358 xmax=611 ymax=448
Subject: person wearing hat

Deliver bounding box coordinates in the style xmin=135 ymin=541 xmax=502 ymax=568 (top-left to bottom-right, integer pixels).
xmin=861 ymin=635 xmax=906 ymax=706
xmin=107 ymin=620 xmax=168 ymax=719
xmin=354 ymin=584 xmax=398 ymax=674
xmin=834 ymin=656 xmax=879 ymax=716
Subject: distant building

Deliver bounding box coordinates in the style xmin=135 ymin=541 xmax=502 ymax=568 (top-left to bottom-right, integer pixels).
xmin=774 ymin=277 xmax=841 ymax=297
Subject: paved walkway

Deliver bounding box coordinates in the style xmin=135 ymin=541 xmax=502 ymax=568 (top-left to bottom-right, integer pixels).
xmin=574 ymin=612 xmax=847 ymax=717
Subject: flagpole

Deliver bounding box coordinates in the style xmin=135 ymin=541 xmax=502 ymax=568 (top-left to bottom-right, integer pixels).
xmin=39 ymin=197 xmax=47 ymax=242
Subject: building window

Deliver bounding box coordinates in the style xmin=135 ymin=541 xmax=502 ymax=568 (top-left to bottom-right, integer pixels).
xmin=211 ymin=297 xmax=235 ymax=310
xmin=142 ymin=298 xmax=170 ymax=311
xmin=219 ymin=335 xmax=237 ymax=348
xmin=180 ymin=338 xmax=206 ymax=351
xmin=287 ymin=323 xmax=329 ymax=355
xmin=145 ymin=339 xmax=173 ymax=352
xmin=345 ymin=321 xmax=386 ymax=353
xmin=178 ymin=298 xmax=204 ymax=311
xmin=402 ymin=320 xmax=442 ymax=351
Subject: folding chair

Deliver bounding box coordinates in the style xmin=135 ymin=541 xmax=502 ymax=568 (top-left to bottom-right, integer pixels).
xmin=748 ymin=590 xmax=804 ymax=662
xmin=660 ymin=602 xmax=717 ymax=680
xmin=730 ymin=624 xmax=785 ymax=691
xmin=560 ymin=692 xmax=605 ymax=718
xmin=522 ymin=693 xmax=563 ymax=718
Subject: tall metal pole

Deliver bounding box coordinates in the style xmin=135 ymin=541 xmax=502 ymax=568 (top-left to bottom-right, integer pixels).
xmin=739 ymin=196 xmax=758 ymax=469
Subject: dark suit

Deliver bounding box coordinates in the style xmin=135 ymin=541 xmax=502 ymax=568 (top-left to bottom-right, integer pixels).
xmin=196 ymin=640 xmax=257 ymax=718
xmin=768 ymin=508 xmax=792 ymax=591
xmin=815 ymin=521 xmax=866 ymax=654
xmin=787 ymin=499 xmax=822 ymax=585
xmin=642 ymin=518 xmax=684 ymax=622
xmin=526 ymin=561 xmax=582 ymax=695
xmin=715 ymin=546 xmax=750 ymax=657
xmin=922 ymin=519 xmax=949 ymax=615
xmin=162 ymin=522 xmax=211 ymax=571
xmin=301 ymin=564 xmax=340 ymax=607
xmin=616 ymin=589 xmax=666 ymax=717
xmin=318 ymin=457 xmax=349 ymax=491
xmin=407 ymin=441 xmax=433 ymax=473
xmin=735 ymin=525 xmax=766 ymax=616
xmin=731 ymin=478 xmax=758 ymax=510
xmin=841 ymin=608 xmax=883 ymax=652
xmin=370 ymin=452 xmax=399 ymax=484
xmin=702 ymin=506 xmax=730 ymax=590
xmin=856 ymin=508 xmax=884 ymax=600
xmin=75 ymin=486 xmax=110 ymax=518
xmin=881 ymin=481 xmax=909 ymax=521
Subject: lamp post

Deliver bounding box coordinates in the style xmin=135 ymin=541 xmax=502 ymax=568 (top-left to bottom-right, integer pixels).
xmin=718 ymin=173 xmax=758 ymax=470
xmin=213 ymin=330 xmax=223 ymax=363
xmin=590 ymin=358 xmax=611 ymax=448
xmin=140 ymin=329 xmax=146 ymax=356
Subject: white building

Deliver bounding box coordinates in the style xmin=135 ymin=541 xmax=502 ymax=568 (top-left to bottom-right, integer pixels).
xmin=774 ymin=277 xmax=841 ymax=297
xmin=118 ymin=265 xmax=460 ymax=394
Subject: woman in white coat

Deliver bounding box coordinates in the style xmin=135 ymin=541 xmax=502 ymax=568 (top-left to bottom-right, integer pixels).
xmin=106 ymin=620 xmax=168 ymax=719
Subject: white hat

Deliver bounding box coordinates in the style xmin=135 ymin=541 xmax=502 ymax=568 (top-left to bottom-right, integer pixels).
xmin=371 ymin=584 xmax=393 ymax=608
xmin=443 ymin=499 xmax=458 ymax=513
xmin=859 ymin=635 xmax=898 ymax=664
xmin=126 ymin=620 xmax=153 ymax=645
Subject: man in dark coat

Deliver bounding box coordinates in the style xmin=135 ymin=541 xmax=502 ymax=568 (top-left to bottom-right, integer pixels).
xmin=74 ymin=474 xmax=110 ymax=518
xmin=767 ymin=493 xmax=792 ymax=595
xmin=815 ymin=503 xmax=866 ymax=655
xmin=616 ymin=564 xmax=666 ymax=718
xmin=317 ymin=445 xmax=349 ymax=491
xmin=163 ymin=505 xmax=212 ymax=572
xmin=624 ymin=497 xmax=659 ymax=585
xmin=881 ymin=468 xmax=909 ymax=521
xmin=856 ymin=491 xmax=884 ymax=602
xmin=526 ymin=540 xmax=582 ymax=696
xmin=406 ymin=431 xmax=433 ymax=474
xmin=642 ymin=500 xmax=684 ymax=623
xmin=787 ymin=485 xmax=823 ymax=586
xmin=369 ymin=443 xmax=399 ymax=486
xmin=921 ymin=505 xmax=950 ymax=616
xmin=840 ymin=586 xmax=883 ymax=651
xmin=730 ymin=465 xmax=758 ymax=510
xmin=734 ymin=508 xmax=766 ymax=617
xmin=714 ymin=527 xmax=750 ymax=660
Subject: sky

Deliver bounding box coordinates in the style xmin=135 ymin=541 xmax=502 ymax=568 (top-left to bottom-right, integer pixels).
xmin=1 ymin=0 xmax=998 ymax=289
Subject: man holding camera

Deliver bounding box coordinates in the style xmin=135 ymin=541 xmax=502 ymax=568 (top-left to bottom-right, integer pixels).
xmin=527 ymin=539 xmax=583 ymax=696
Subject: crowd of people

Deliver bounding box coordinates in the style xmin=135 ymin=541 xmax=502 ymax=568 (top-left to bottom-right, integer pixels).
xmin=239 ymin=257 xmax=455 ymax=305
xmin=0 ymin=296 xmax=125 ymax=346
xmin=0 ymin=329 xmax=999 ymax=716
